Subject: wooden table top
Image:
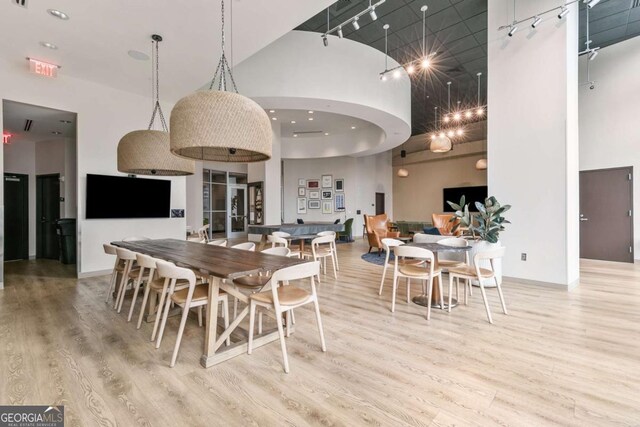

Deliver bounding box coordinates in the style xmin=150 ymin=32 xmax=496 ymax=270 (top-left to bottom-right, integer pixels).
xmin=112 ymin=239 xmax=307 ymax=279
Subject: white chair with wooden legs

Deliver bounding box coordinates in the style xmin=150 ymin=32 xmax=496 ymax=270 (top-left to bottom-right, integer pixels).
xmin=155 ymin=261 xmax=230 ymax=367
xmin=392 ymin=246 xmax=443 ymax=319
xmin=437 ymin=237 xmax=471 ymax=301
xmin=378 ymin=238 xmax=424 ymax=296
xmin=317 ymin=230 xmax=339 ymax=271
xmin=103 ymin=244 xmax=124 ymax=303
xmin=114 ymin=248 xmax=140 ymax=312
xmin=301 ymin=235 xmax=337 ymax=283
xmin=272 ymin=231 xmax=302 ymax=253
xmin=207 ymin=239 xmax=227 ymax=247
xmin=268 ymin=235 xmax=300 ymax=258
xmin=231 ymin=242 xmax=256 ymax=251
xmin=197 ymin=225 xmax=210 ymax=243
xmin=447 ymin=247 xmax=508 ymax=324
xmin=187 ymin=236 xmax=206 ymax=243
xmin=126 ymin=253 xmax=157 ymax=322
xmin=247 ymin=261 xmax=326 ymax=373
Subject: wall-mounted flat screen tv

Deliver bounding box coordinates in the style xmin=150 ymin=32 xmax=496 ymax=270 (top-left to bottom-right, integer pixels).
xmin=443 ymin=186 xmax=488 ymax=213
xmin=86 ymin=174 xmax=171 ymax=219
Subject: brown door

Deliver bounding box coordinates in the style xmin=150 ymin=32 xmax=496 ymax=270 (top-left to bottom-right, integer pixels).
xmin=580 ymin=167 xmax=633 ymax=262
xmin=375 ymin=193 xmax=385 ymax=215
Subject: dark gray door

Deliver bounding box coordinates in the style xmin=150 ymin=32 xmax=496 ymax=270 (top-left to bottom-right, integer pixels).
xmin=36 ymin=174 xmax=60 ymax=260
xmin=4 ymin=173 xmax=29 ymax=261
xmin=580 ymin=167 xmax=633 ymax=262
xmin=375 ymin=192 xmax=385 ymax=215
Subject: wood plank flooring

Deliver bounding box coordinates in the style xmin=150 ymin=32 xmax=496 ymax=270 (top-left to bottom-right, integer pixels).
xmin=1 ymin=243 xmax=639 ymax=426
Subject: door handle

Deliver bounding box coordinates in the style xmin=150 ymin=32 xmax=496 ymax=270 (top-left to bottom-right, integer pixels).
xmin=580 ymin=217 xmax=588 ymax=221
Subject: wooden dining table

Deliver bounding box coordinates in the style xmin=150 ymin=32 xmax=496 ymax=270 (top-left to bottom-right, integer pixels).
xmin=112 ymin=239 xmax=307 ymax=368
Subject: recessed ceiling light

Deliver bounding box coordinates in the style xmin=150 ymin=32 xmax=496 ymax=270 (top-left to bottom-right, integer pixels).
xmin=51 ymin=131 xmax=62 ymax=135
xmin=351 ymin=126 xmax=356 ymax=129
xmin=308 ymin=110 xmax=314 ymax=114
xmin=308 ymin=117 xmax=313 ymax=121
xmin=271 ymin=117 xmax=277 ymax=121
xmin=40 ymin=42 xmax=58 ymax=50
xmin=293 ymin=134 xmax=298 ymax=137
xmin=128 ymin=50 xmax=150 ymax=61
xmin=290 ymin=120 xmax=296 ymax=124
xmin=269 ymin=109 xmax=275 ymax=113
xmin=59 ymin=120 xmax=72 ymax=124
xmin=324 ymin=132 xmax=329 ymax=136
xmin=47 ymin=9 xmax=69 ymax=20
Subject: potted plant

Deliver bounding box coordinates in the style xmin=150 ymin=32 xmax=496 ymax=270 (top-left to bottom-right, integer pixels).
xmin=447 ymin=195 xmax=511 ymax=286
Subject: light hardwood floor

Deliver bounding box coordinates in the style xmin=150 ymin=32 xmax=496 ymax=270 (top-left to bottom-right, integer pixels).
xmin=1 ymin=242 xmax=639 ymax=426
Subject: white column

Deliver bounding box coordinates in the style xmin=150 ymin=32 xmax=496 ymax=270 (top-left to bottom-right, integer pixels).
xmin=248 ymin=122 xmax=282 ymax=225
xmin=487 ymin=0 xmax=579 ymax=287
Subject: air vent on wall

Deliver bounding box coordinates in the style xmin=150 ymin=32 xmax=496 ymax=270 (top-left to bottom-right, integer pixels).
xmin=13 ymin=0 xmax=28 ymax=8
xmin=23 ymin=119 xmax=33 ymax=132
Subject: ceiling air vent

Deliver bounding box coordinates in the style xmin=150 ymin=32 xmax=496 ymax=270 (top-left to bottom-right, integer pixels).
xmin=23 ymin=119 xmax=33 ymax=132
xmin=13 ymin=0 xmax=28 ymax=8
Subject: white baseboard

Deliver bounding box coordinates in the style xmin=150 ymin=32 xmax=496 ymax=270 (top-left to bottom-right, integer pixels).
xmin=78 ymin=269 xmax=112 ymax=279
xmin=0 ymin=281 xmax=3 ymax=290
xmin=503 ymin=275 xmax=578 ymax=290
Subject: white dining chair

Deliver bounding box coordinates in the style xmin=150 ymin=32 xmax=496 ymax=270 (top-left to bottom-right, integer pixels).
xmin=273 ymin=231 xmax=302 ymax=252
xmin=447 ymin=247 xmax=507 ymax=324
xmin=231 ymin=242 xmax=256 ymax=251
xmin=155 ymin=261 xmax=229 ymax=367
xmin=247 ymin=261 xmax=326 ymax=373
xmin=301 ymin=235 xmax=337 ymax=282
xmin=127 ymin=253 xmax=157 ymax=322
xmin=268 ymin=235 xmax=301 ymax=258
xmin=114 ymin=248 xmax=139 ymax=312
xmin=317 ymin=230 xmax=339 ymax=271
xmin=187 ymin=236 xmax=206 ymax=243
xmin=207 ymin=239 xmax=227 ymax=247
xmin=103 ymin=243 xmax=123 ymax=303
xmin=392 ymin=245 xmax=442 ymax=319
xmin=378 ymin=238 xmax=424 ymax=296
xmin=197 ymin=225 xmax=210 ymax=242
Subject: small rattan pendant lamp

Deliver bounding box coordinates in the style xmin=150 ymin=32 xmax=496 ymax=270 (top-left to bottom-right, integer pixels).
xmin=169 ymin=0 xmax=272 ymax=163
xmin=117 ymin=35 xmax=194 ymax=176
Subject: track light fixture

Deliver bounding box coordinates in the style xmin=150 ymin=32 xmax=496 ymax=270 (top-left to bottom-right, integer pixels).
xmin=369 ymin=6 xmax=377 ymax=21
xmin=337 ymin=27 xmax=343 ymax=38
xmin=557 ymin=7 xmax=569 ymax=19
xmin=588 ymin=49 xmax=598 ymax=60
xmin=508 ymin=24 xmax=518 ymax=37
xmin=321 ymin=0 xmax=385 ymax=44
xmin=322 ymin=35 xmax=328 ymax=47
xmin=531 ymin=16 xmax=542 ymax=28
xmin=585 ymin=0 xmax=600 ymax=9
xmin=352 ymin=17 xmax=360 ymax=30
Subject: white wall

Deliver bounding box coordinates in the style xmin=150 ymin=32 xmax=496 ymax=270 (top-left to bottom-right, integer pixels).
xmin=579 ymin=36 xmax=640 ymax=258
xmin=282 ymin=151 xmax=393 ymax=235
xmin=0 ymin=57 xmax=187 ymax=276
xmin=487 ymin=0 xmax=579 ymax=287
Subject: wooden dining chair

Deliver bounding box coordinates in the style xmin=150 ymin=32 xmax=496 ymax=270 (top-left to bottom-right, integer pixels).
xmin=207 ymin=239 xmax=227 ymax=247
xmin=231 ymin=242 xmax=256 ymax=251
xmin=392 ymin=245 xmax=442 ymax=319
xmin=317 ymin=230 xmax=339 ymax=271
xmin=114 ymin=248 xmax=140 ymax=312
xmin=127 ymin=253 xmax=157 ymax=322
xmin=197 ymin=225 xmax=210 ymax=243
xmin=247 ymin=261 xmax=326 ymax=373
xmin=267 ymin=235 xmax=301 ymax=258
xmin=155 ymin=261 xmax=230 ymax=367
xmin=272 ymin=231 xmax=301 ymax=252
xmin=378 ymin=238 xmax=424 ymax=296
xmin=301 ymin=235 xmax=337 ymax=282
xmin=103 ymin=243 xmax=124 ymax=303
xmin=447 ymin=247 xmax=507 ymax=324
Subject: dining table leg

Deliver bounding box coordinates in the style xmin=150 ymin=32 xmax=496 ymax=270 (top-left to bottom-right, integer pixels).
xmin=411 ymin=256 xmax=457 ymax=309
xmin=201 ymin=275 xmax=220 ymax=367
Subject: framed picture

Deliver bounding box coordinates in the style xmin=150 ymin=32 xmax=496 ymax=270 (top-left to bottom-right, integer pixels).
xmin=322 ymin=201 xmax=332 ymax=214
xmin=322 ymin=190 xmax=333 ymax=200
xmin=335 ymin=193 xmax=345 ymax=211
xmin=321 ymin=175 xmax=333 ymax=188
xmin=170 ymin=209 xmax=185 ymax=218
xmin=308 ymin=200 xmax=321 ymax=209
xmin=298 ymin=187 xmax=306 ymax=197
xmin=335 ymin=179 xmax=344 ymax=192
xmin=298 ymin=178 xmax=306 ymax=186
xmin=307 ymin=179 xmax=319 ymax=189
xmin=297 ymin=197 xmax=307 ymax=214
xmin=308 ymin=190 xmax=320 ymax=199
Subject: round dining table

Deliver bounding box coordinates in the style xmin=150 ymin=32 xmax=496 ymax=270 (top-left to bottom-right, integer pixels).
xmin=406 ymin=242 xmax=471 ymax=309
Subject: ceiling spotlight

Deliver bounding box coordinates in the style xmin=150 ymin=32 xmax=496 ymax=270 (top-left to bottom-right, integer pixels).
xmin=324 ymin=132 xmax=329 ymax=136
xmin=476 ymin=108 xmax=484 ymax=116
xmin=586 ymin=0 xmax=601 ymax=9
xmin=531 ymin=16 xmax=542 ymax=28
xmin=40 ymin=41 xmax=58 ymax=50
xmin=380 ymin=74 xmax=387 ymax=81
xmin=308 ymin=117 xmax=314 ymax=121
xmin=269 ymin=110 xmax=275 ymax=113
xmin=465 ymin=111 xmax=473 ymax=119
xmin=352 ymin=17 xmax=360 ymax=30
xmin=337 ymin=27 xmax=344 ymax=39
xmin=322 ymin=35 xmax=328 ymax=47
xmin=456 ymin=129 xmax=464 ymax=136
xmin=369 ymin=6 xmax=378 ymax=21
xmin=453 ymin=113 xmax=461 ymax=121
xmin=588 ymin=50 xmax=598 ymax=61
xmin=294 ymin=134 xmax=298 ymax=137
xmin=308 ymin=110 xmax=314 ymax=114
xmin=271 ymin=117 xmax=277 ymax=121
xmin=291 ymin=121 xmax=296 ymax=124
xmin=447 ymin=130 xmax=455 ymax=138
xmin=47 ymin=9 xmax=69 ymax=20
xmin=393 ymin=69 xmax=401 ymax=79
xmin=508 ymin=24 xmax=518 ymax=37
xmin=421 ymin=57 xmax=430 ymax=68
xmin=557 ymin=7 xmax=569 ymax=19
xmin=406 ymin=64 xmax=415 ymax=74
xmin=443 ymin=116 xmax=450 ymax=123
xmin=351 ymin=126 xmax=356 ymax=130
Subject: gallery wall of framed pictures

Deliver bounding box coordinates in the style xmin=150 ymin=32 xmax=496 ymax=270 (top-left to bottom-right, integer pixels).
xmin=296 ymin=174 xmax=345 ymax=215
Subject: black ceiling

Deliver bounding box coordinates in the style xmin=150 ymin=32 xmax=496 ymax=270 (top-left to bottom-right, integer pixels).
xmin=297 ymin=0 xmax=640 ymax=136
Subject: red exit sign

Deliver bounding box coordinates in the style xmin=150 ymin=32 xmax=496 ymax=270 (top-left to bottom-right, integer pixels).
xmin=28 ymin=58 xmax=59 ymax=78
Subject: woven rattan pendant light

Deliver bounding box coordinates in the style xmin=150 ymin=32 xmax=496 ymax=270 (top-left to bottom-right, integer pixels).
xmin=169 ymin=0 xmax=272 ymax=163
xmin=117 ymin=35 xmax=194 ymax=176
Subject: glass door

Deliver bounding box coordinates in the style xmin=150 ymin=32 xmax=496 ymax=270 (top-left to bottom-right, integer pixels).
xmin=228 ymin=184 xmax=248 ymax=238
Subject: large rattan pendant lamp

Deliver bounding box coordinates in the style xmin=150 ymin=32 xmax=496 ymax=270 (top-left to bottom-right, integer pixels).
xmin=117 ymin=35 xmax=194 ymax=176
xmin=169 ymin=0 xmax=272 ymax=163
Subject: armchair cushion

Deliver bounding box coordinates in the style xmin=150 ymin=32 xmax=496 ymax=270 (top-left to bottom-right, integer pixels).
xmin=423 ymin=227 xmax=441 ymax=235
xmin=432 ymin=214 xmax=461 ymax=236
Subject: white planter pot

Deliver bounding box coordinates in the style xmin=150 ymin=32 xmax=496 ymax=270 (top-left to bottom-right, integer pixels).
xmin=468 ymin=240 xmax=502 ymax=288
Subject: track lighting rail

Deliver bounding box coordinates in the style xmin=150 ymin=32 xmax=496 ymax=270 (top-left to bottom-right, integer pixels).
xmin=322 ymin=0 xmax=386 ymax=39
xmin=497 ymin=0 xmax=594 ymax=32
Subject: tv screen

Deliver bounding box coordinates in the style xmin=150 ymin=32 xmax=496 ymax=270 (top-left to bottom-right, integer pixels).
xmin=86 ymin=174 xmax=171 ymax=219
xmin=443 ymin=186 xmax=488 ymax=213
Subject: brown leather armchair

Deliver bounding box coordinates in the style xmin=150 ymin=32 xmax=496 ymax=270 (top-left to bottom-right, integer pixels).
xmin=432 ymin=213 xmax=462 ymax=236
xmin=365 ymin=214 xmax=400 ymax=255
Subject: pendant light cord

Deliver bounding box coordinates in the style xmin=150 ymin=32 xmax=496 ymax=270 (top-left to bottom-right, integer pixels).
xmin=148 ymin=37 xmax=168 ymax=132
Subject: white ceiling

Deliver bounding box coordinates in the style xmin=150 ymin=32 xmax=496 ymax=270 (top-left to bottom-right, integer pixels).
xmin=3 ymin=100 xmax=76 ymax=143
xmin=269 ymin=109 xmax=375 ymax=139
xmin=0 ymin=0 xmax=335 ymax=102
